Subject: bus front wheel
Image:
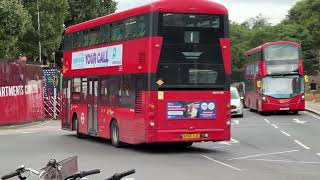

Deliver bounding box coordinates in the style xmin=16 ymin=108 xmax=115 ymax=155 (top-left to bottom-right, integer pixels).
xmin=110 ymin=120 xmax=122 ymax=148
xmin=74 ymin=115 xmax=85 ymax=138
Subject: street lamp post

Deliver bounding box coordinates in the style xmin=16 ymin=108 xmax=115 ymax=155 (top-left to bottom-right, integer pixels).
xmin=37 ymin=0 xmax=42 ymax=63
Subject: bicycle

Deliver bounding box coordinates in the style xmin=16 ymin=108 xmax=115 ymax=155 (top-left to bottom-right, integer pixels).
xmin=1 ymin=157 xmax=135 ymax=180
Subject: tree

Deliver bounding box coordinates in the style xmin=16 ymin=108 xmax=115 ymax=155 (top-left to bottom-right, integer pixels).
xmin=288 ymin=0 xmax=320 ymax=45
xmin=0 ymin=0 xmax=31 ymax=59
xmin=19 ymin=0 xmax=69 ymax=63
xmin=230 ymin=22 xmax=252 ymax=70
xmin=246 ymin=14 xmax=271 ymax=30
xmin=65 ymin=0 xmax=117 ymax=27
xmin=287 ymin=0 xmax=320 ymax=74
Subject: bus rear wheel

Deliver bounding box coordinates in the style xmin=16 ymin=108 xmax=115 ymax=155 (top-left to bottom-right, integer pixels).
xmin=177 ymin=142 xmax=193 ymax=147
xmin=110 ymin=120 xmax=122 ymax=148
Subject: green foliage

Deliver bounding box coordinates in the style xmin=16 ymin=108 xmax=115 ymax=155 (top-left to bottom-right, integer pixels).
xmin=230 ymin=22 xmax=251 ymax=70
xmin=287 ymin=0 xmax=320 ymax=74
xmin=19 ymin=0 xmax=69 ymax=62
xmin=0 ymin=0 xmax=31 ymax=59
xmin=0 ymin=0 xmax=116 ymax=64
xmin=65 ymin=0 xmax=117 ymax=27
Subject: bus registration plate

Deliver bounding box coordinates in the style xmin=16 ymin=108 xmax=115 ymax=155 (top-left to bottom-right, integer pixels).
xmin=182 ymin=133 xmax=200 ymax=139
xmin=280 ymin=108 xmax=289 ymax=110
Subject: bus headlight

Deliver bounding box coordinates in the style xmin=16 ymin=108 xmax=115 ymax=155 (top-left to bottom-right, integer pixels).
xmin=262 ymin=96 xmax=268 ymax=103
xmin=301 ymin=95 xmax=305 ymax=101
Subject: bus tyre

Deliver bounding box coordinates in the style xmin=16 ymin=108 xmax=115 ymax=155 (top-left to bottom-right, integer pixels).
xmin=110 ymin=120 xmax=122 ymax=148
xmin=74 ymin=116 xmax=85 ymax=138
xmin=178 ymin=142 xmax=193 ymax=147
xmin=292 ymin=110 xmax=299 ymax=115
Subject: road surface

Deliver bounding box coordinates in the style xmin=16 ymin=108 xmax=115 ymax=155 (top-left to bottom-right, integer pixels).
xmin=1 ymin=110 xmax=320 ymax=180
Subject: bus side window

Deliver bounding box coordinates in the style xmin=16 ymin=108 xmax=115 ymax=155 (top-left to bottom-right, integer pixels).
xmin=72 ymin=78 xmax=81 ymax=103
xmin=125 ymin=17 xmax=138 ymax=40
xmin=89 ymin=26 xmax=101 ymax=46
xmin=83 ymin=30 xmax=89 ymax=48
xmin=73 ymin=78 xmax=81 ymax=92
xmin=73 ymin=31 xmax=83 ymax=49
xmin=63 ymin=34 xmax=73 ymax=51
xmin=137 ymin=15 xmax=146 ymax=38
xmin=100 ymin=78 xmax=109 ymax=106
xmin=109 ymin=76 xmax=120 ymax=107
xmin=81 ymin=78 xmax=88 ymax=103
xmin=111 ymin=21 xmax=125 ymax=42
xmin=120 ymin=75 xmax=135 ymax=108
xmin=101 ymin=24 xmax=110 ymax=44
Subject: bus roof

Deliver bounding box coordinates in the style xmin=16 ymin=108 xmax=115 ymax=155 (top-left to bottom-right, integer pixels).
xmin=244 ymin=41 xmax=301 ymax=56
xmin=65 ymin=0 xmax=228 ymax=34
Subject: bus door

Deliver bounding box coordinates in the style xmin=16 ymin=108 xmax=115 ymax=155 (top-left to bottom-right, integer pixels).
xmin=62 ymin=79 xmax=71 ymax=129
xmin=87 ymin=78 xmax=99 ymax=135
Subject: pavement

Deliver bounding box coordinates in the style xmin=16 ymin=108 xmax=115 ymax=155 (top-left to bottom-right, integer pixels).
xmin=305 ymin=101 xmax=320 ymax=115
xmin=1 ymin=110 xmax=320 ymax=180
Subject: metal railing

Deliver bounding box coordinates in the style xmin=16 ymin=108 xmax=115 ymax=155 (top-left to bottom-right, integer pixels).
xmin=44 ymin=88 xmax=61 ymax=119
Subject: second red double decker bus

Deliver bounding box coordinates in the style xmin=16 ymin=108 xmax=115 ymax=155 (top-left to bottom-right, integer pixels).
xmin=244 ymin=41 xmax=305 ymax=114
xmin=62 ymin=0 xmax=231 ymax=147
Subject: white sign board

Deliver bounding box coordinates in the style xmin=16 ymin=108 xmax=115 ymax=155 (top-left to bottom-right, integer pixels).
xmin=71 ymin=44 xmax=123 ymax=70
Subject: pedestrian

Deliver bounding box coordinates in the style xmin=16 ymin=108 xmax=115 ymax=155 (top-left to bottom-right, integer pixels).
xmin=309 ymin=79 xmax=317 ymax=103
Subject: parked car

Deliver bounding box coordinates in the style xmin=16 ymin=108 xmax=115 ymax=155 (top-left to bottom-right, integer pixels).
xmin=231 ymin=82 xmax=245 ymax=105
xmin=231 ymin=87 xmax=244 ymax=117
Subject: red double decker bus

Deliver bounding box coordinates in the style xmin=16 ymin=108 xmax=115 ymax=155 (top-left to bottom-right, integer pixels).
xmin=62 ymin=0 xmax=231 ymax=147
xmin=244 ymin=41 xmax=305 ymax=114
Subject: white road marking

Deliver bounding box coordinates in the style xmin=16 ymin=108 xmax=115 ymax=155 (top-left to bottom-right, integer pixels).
xmin=20 ymin=131 xmax=33 ymax=134
xmin=218 ymin=138 xmax=240 ymax=146
xmin=293 ymin=119 xmax=307 ymax=124
xmin=317 ymin=153 xmax=320 ymax=157
xmin=271 ymin=124 xmax=279 ymax=129
xmin=231 ymin=138 xmax=239 ymax=143
xmin=294 ymin=140 xmax=311 ymax=150
xmin=202 ymin=155 xmax=244 ymax=171
xmin=280 ymin=131 xmax=291 ymax=137
xmin=228 ymin=150 xmax=300 ymax=160
xmin=210 ymin=146 xmax=229 ymax=149
xmin=242 ymin=158 xmax=320 ymax=165
xmin=232 ymin=120 xmax=239 ymax=125
xmin=303 ymin=111 xmax=320 ymax=120
xmin=264 ymin=119 xmax=270 ymax=124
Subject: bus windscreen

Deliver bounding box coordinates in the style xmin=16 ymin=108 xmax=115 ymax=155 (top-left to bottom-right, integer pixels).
xmin=264 ymin=44 xmax=299 ymax=61
xmin=261 ymin=75 xmax=304 ymax=99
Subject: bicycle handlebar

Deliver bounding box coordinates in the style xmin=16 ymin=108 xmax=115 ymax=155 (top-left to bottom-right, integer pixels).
xmin=105 ymin=169 xmax=136 ymax=180
xmin=1 ymin=171 xmax=20 ymax=180
xmin=82 ymin=169 xmax=101 ymax=177
xmin=64 ymin=169 xmax=100 ymax=180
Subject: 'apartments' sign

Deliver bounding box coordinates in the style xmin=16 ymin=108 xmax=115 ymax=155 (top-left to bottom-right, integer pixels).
xmin=0 ymin=84 xmax=39 ymax=97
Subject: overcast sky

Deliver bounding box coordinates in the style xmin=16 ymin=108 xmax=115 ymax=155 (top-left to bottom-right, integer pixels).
xmin=115 ymin=0 xmax=300 ymax=24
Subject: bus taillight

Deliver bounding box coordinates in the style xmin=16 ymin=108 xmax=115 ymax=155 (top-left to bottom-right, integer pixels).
xmin=226 ymin=103 xmax=231 ymax=110
xmin=149 ymin=104 xmax=156 ymax=111
xmin=148 ymin=104 xmax=156 ymax=127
